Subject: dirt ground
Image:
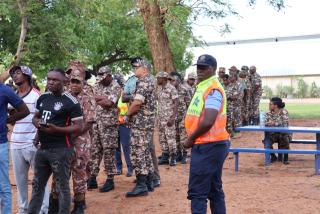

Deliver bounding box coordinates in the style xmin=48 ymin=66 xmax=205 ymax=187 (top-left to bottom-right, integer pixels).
xmin=10 ymin=119 xmax=320 ymax=214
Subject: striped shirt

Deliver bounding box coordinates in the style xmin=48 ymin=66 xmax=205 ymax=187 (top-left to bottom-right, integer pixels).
xmin=10 ymin=88 xmax=41 ymax=149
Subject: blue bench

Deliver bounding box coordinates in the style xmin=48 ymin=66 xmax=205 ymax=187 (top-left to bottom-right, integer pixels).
xmin=229 ymin=148 xmax=320 ymax=175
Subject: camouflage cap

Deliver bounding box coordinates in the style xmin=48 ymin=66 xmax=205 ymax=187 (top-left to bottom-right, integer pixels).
xmin=97 ymin=66 xmax=112 ymax=75
xmin=228 ymin=65 xmax=238 ymax=71
xmin=188 ymin=72 xmax=197 ymax=79
xmin=241 ymin=65 xmax=249 ymax=71
xmin=239 ymin=70 xmax=247 ymax=76
xmin=156 ymin=71 xmax=169 ymax=78
xmin=70 ymin=69 xmax=85 ymax=82
xmin=131 ymin=57 xmax=152 ymax=69
xmin=66 ymin=60 xmax=86 ymax=75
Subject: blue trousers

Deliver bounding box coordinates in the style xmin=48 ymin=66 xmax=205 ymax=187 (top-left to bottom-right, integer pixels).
xmin=0 ymin=143 xmax=11 ymax=214
xmin=115 ymin=125 xmax=133 ymax=172
xmin=188 ymin=141 xmax=230 ymax=214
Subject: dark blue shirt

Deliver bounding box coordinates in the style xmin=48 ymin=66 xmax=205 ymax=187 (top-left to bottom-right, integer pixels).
xmin=0 ymin=83 xmax=24 ymax=144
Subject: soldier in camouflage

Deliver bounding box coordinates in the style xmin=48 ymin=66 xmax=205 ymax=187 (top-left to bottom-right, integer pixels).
xmin=240 ymin=66 xmax=251 ymax=125
xmin=218 ymin=67 xmax=226 ymax=84
xmin=222 ymin=74 xmax=238 ymax=135
xmin=169 ymin=71 xmax=192 ymax=164
xmin=185 ymin=72 xmax=197 ymax=95
xmin=156 ymin=71 xmax=179 ymax=166
xmin=123 ymin=58 xmax=156 ymax=197
xmin=249 ymin=66 xmax=262 ymax=125
xmin=265 ymin=97 xmax=290 ymax=164
xmin=66 ymin=60 xmax=95 ymax=178
xmin=87 ymin=66 xmax=121 ymax=193
xmin=69 ymin=70 xmax=96 ymax=213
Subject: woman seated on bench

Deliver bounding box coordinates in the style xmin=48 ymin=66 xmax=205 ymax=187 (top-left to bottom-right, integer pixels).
xmin=265 ymin=97 xmax=290 ymax=165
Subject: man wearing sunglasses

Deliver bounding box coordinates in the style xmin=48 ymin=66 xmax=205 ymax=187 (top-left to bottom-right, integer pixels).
xmin=184 ymin=54 xmax=230 ymax=214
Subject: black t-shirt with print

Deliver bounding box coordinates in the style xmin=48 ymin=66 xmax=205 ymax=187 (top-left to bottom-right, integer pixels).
xmin=36 ymin=92 xmax=83 ymax=149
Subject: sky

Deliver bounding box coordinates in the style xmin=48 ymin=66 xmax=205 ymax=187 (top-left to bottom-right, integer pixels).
xmin=188 ymin=0 xmax=320 ymax=76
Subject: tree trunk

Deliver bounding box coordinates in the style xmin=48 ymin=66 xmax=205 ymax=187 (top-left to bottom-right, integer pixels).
xmin=138 ymin=0 xmax=175 ymax=73
xmin=0 ymin=0 xmax=28 ymax=82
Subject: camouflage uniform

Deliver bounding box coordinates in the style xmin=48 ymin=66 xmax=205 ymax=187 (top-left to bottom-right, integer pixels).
xmin=250 ymin=72 xmax=262 ymax=121
xmin=234 ymin=79 xmax=244 ymax=128
xmin=176 ymin=84 xmax=192 ymax=155
xmin=265 ymin=108 xmax=291 ymax=149
xmin=157 ymin=82 xmax=179 ymax=155
xmin=91 ymin=79 xmax=121 ymax=177
xmin=71 ymin=89 xmax=96 ymax=193
xmin=129 ymin=74 xmax=156 ymax=176
xmin=225 ymin=83 xmax=238 ymax=133
xmin=242 ymin=74 xmax=251 ymax=124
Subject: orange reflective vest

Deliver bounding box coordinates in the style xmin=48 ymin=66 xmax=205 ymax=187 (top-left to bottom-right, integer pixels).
xmin=118 ymin=94 xmax=129 ymax=125
xmin=185 ymin=76 xmax=229 ymax=144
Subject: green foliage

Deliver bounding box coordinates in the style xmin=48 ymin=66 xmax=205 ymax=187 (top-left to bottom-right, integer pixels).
xmin=296 ymin=78 xmax=308 ymax=98
xmin=310 ymin=82 xmax=320 ymax=98
xmin=262 ymin=85 xmax=273 ymax=99
xmin=275 ymin=84 xmax=285 ymax=98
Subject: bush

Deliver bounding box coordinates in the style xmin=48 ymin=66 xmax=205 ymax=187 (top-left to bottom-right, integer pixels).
xmin=275 ymin=84 xmax=286 ymax=98
xmin=310 ymin=82 xmax=320 ymax=98
xmin=296 ymin=78 xmax=308 ymax=98
xmin=262 ymin=85 xmax=273 ymax=99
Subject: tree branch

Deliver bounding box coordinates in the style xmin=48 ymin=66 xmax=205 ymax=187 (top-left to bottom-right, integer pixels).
xmin=0 ymin=0 xmax=28 ymax=82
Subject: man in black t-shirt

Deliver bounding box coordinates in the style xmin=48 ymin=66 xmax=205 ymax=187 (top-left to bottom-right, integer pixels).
xmin=28 ymin=68 xmax=83 ymax=214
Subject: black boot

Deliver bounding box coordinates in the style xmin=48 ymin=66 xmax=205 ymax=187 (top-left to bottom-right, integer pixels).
xmin=99 ymin=178 xmax=114 ymax=192
xmin=158 ymin=152 xmax=169 ymax=165
xmin=283 ymin=154 xmax=289 ymax=165
xmin=146 ymin=173 xmax=154 ymax=192
xmin=169 ymin=153 xmax=177 ymax=166
xmin=48 ymin=193 xmax=59 ymax=214
xmin=278 ymin=154 xmax=283 ymax=162
xmin=71 ymin=193 xmax=86 ymax=214
xmin=271 ymin=153 xmax=277 ymax=163
xmin=126 ymin=175 xmax=148 ymax=197
xmin=176 ymin=152 xmax=183 ymax=162
xmin=87 ymin=176 xmax=98 ymax=190
xmin=181 ymin=151 xmax=187 ymax=164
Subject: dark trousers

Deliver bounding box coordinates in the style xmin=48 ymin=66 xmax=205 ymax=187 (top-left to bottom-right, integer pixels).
xmin=28 ymin=147 xmax=74 ymax=214
xmin=115 ymin=125 xmax=133 ymax=172
xmin=188 ymin=141 xmax=230 ymax=214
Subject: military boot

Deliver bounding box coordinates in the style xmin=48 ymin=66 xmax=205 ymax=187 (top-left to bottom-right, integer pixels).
xmin=146 ymin=173 xmax=154 ymax=192
xmin=126 ymin=175 xmax=148 ymax=197
xmin=283 ymin=154 xmax=289 ymax=165
xmin=87 ymin=176 xmax=98 ymax=190
xmin=71 ymin=193 xmax=85 ymax=214
xmin=278 ymin=154 xmax=283 ymax=162
xmin=176 ymin=151 xmax=183 ymax=162
xmin=99 ymin=178 xmax=114 ymax=192
xmin=181 ymin=151 xmax=187 ymax=164
xmin=158 ymin=152 xmax=169 ymax=165
xmin=48 ymin=193 xmax=59 ymax=214
xmin=169 ymin=153 xmax=177 ymax=166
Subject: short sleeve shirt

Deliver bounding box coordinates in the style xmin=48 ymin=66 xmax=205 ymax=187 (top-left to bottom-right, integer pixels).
xmin=36 ymin=92 xmax=83 ymax=149
xmin=130 ymin=74 xmax=156 ymax=131
xmin=0 ymin=83 xmax=24 ymax=144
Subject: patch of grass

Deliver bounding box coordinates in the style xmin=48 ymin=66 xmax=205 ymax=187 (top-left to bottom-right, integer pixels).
xmin=260 ymin=103 xmax=320 ymax=119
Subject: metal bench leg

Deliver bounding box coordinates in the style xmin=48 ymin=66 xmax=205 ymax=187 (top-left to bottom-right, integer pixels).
xmin=234 ymin=152 xmax=239 ymax=174
xmin=316 ymin=155 xmax=319 ymax=176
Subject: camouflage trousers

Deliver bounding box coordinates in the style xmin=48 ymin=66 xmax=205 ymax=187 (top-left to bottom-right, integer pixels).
xmin=233 ymin=100 xmax=242 ymax=128
xmin=159 ymin=121 xmax=177 ymax=155
xmin=250 ymin=95 xmax=261 ymax=119
xmin=226 ymin=103 xmax=234 ymax=133
xmin=90 ymin=123 xmax=118 ymax=177
xmin=242 ymin=97 xmax=250 ymax=124
xmin=270 ymin=133 xmax=291 ymax=150
xmin=130 ymin=128 xmax=154 ymax=176
xmin=176 ymin=119 xmax=188 ymax=154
